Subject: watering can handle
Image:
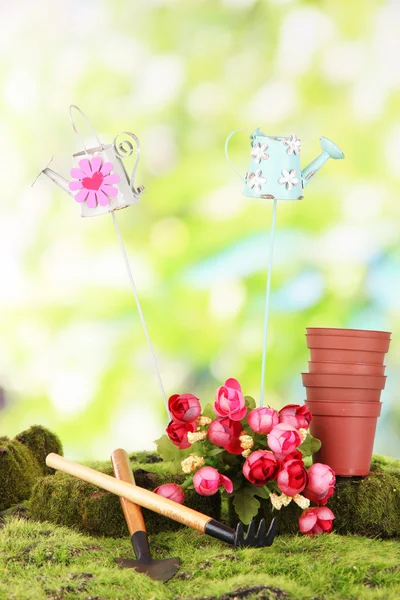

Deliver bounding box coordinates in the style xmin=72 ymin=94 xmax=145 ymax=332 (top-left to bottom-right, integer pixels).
xmin=225 ymin=128 xmax=252 ymax=183
xmin=113 ymin=131 xmax=144 ymax=197
xmin=69 ymin=104 xmax=104 ymax=153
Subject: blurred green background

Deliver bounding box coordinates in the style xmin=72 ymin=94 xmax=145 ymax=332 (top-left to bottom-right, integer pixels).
xmin=0 ymin=0 xmax=399 ymax=460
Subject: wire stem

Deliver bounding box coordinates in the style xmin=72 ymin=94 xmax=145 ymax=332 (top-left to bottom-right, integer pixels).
xmin=111 ymin=211 xmax=170 ymax=419
xmin=260 ymin=199 xmax=278 ymax=407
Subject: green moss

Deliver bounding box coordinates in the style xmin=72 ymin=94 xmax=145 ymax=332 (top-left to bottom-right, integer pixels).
xmin=15 ymin=425 xmax=63 ymax=476
xmin=0 ymin=426 xmax=63 ymax=512
xmin=0 ymin=438 xmax=42 ymax=512
xmin=30 ymin=461 xmax=221 ymax=537
xmin=1 ymin=516 xmax=400 ymax=600
xmin=228 ymin=455 xmax=400 ymax=539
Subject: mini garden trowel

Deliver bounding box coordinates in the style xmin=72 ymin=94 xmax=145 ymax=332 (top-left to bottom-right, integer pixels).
xmin=110 ymin=448 xmax=180 ymax=582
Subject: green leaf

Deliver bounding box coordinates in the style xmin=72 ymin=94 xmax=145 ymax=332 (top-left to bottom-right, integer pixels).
xmin=154 ymin=434 xmax=183 ymax=465
xmin=154 ymin=435 xmax=200 ymax=473
xmin=232 ymin=485 xmax=262 ymax=525
xmin=254 ymin=486 xmax=270 ymax=499
xmin=244 ymin=396 xmax=256 ymax=410
xmin=202 ymin=403 xmax=215 ymax=420
xmin=254 ymin=433 xmax=269 ymax=448
xmin=208 ymin=447 xmax=225 ymax=457
xmin=298 ymin=433 xmax=322 ymax=457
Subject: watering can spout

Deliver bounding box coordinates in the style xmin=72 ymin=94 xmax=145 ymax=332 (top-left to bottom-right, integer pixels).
xmin=32 ymin=158 xmax=73 ymax=197
xmin=301 ymin=137 xmax=344 ymax=187
xmin=40 ymin=166 xmax=73 ymax=196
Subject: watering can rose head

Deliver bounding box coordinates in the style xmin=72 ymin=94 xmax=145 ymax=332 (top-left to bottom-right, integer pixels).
xmin=226 ymin=130 xmax=344 ymax=201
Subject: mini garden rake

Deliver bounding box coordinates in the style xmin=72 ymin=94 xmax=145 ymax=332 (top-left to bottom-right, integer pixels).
xmin=46 ymin=453 xmax=277 ymax=549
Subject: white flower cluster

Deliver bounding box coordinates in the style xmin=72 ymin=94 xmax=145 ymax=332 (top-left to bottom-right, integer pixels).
xmin=187 ymin=430 xmax=208 ymax=444
xmin=181 ymin=455 xmax=205 ymax=474
xmin=196 ymin=416 xmax=212 ymax=426
xmin=269 ymin=492 xmax=310 ymax=510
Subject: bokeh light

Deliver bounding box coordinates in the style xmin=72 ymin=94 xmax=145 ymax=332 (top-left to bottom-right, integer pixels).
xmin=0 ymin=0 xmax=399 ymax=460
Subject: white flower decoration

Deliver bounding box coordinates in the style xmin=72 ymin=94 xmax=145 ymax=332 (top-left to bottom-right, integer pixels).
xmin=279 ymin=169 xmax=299 ymax=191
xmin=248 ymin=170 xmax=267 ymax=192
xmin=283 ymin=133 xmax=301 ymax=155
xmin=270 ymin=493 xmax=293 ymax=510
xmin=293 ymin=494 xmax=310 ymax=510
xmin=251 ymin=142 xmax=269 ymax=163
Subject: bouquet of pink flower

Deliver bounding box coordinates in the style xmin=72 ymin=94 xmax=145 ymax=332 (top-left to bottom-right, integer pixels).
xmin=155 ymin=378 xmax=336 ymax=534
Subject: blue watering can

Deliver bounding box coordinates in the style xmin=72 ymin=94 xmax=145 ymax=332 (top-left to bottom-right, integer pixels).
xmin=225 ymin=129 xmax=344 ymax=201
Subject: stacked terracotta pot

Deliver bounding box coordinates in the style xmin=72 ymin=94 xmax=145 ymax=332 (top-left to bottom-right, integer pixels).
xmin=302 ymin=327 xmax=391 ymax=476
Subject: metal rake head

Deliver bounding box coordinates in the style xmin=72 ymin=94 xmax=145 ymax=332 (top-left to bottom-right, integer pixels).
xmin=234 ymin=517 xmax=277 ymax=548
xmin=205 ymin=516 xmax=278 ymax=548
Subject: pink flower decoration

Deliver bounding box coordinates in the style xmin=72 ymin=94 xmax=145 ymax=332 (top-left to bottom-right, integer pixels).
xmin=279 ymin=404 xmax=312 ymax=430
xmin=69 ymin=156 xmax=120 ymax=208
xmin=303 ymin=463 xmax=336 ymax=506
xmin=247 ymin=407 xmax=279 ymax=435
xmin=168 ymin=393 xmax=201 ymax=424
xmin=280 ymin=450 xmax=303 ymax=465
xmin=214 ymin=378 xmax=247 ymax=422
xmin=193 ymin=466 xmax=233 ymax=496
xmin=267 ymin=423 xmax=302 ymax=456
xmin=277 ymin=458 xmax=308 ymax=497
xmin=208 ymin=417 xmax=243 ymax=454
xmin=154 ymin=483 xmax=185 ymax=504
xmin=299 ymin=506 xmax=335 ymax=535
xmin=242 ymin=450 xmax=279 ymax=486
xmin=166 ymin=420 xmax=196 ymax=449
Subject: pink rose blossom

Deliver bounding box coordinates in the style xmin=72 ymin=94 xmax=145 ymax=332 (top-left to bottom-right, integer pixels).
xmin=154 ymin=483 xmax=185 ymax=504
xmin=208 ymin=417 xmax=243 ymax=454
xmin=303 ymin=463 xmax=336 ymax=505
xmin=279 ymin=404 xmax=312 ymax=430
xmin=299 ymin=506 xmax=335 ymax=535
xmin=166 ymin=420 xmax=196 ymax=449
xmin=193 ymin=466 xmax=233 ymax=496
xmin=267 ymin=423 xmax=302 ymax=456
xmin=214 ymin=378 xmax=247 ymax=421
xmin=242 ymin=450 xmax=279 ymax=486
xmin=247 ymin=407 xmax=279 ymax=434
xmin=280 ymin=450 xmax=303 ymax=464
xmin=168 ymin=393 xmax=202 ymax=423
xmin=277 ymin=458 xmax=308 ymax=497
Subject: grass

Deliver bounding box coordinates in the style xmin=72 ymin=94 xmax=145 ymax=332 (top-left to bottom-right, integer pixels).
xmin=1 ymin=516 xmax=399 ymax=600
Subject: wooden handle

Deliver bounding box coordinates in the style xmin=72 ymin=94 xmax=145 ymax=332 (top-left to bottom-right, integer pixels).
xmin=46 ymin=453 xmax=210 ymax=533
xmin=111 ymin=448 xmax=146 ymax=535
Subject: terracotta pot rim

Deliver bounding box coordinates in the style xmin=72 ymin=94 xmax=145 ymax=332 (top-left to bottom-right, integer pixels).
xmin=302 ymin=373 xmax=386 ymax=389
xmin=308 ymin=360 xmax=386 ymax=367
xmin=305 ymin=399 xmax=381 ymax=403
xmin=306 ymin=327 xmax=391 ymax=339
xmin=306 ymin=334 xmax=390 ymax=352
xmin=305 ymin=387 xmax=381 ymax=401
xmin=305 ymin=400 xmax=382 ymax=417
xmin=309 ymin=348 xmax=386 ymax=365
xmin=307 ymin=361 xmax=386 ymax=376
